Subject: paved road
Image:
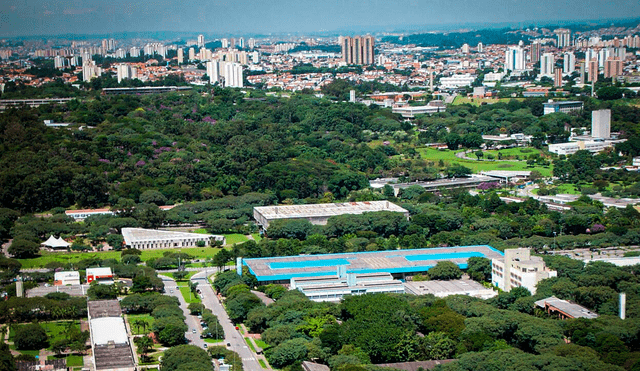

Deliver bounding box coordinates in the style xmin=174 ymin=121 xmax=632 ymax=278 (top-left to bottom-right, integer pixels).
xmin=190 ymin=270 xmax=263 ymax=370
xmin=159 ymin=275 xmax=206 ymax=349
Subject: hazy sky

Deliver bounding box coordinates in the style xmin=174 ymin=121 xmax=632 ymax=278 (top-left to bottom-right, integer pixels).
xmin=1 ymin=0 xmax=639 ymax=37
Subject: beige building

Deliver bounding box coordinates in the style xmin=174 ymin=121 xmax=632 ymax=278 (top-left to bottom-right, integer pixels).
xmin=491 ymin=248 xmax=557 ymax=294
xmin=341 ymin=35 xmax=375 ymax=65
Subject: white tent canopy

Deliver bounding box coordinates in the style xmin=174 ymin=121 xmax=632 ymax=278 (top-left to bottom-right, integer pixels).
xmin=42 ymin=235 xmax=70 ymax=248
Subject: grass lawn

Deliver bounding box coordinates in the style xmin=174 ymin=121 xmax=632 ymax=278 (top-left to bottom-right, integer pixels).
xmin=18 ymin=246 xmax=226 ymax=269
xmin=224 ymin=234 xmax=249 ymax=245
xmin=418 ymin=147 xmax=553 ymax=177
xmin=244 ymin=338 xmax=257 ymax=353
xmin=9 ymin=345 xmax=40 ymax=357
xmin=41 ymin=321 xmax=81 ymax=344
xmin=259 ymin=359 xmax=267 ymax=368
xmin=126 ymin=314 xmax=155 ymax=336
xmin=251 ymin=234 xmax=262 ymax=243
xmin=178 ymin=286 xmax=201 ymax=303
xmin=139 ymin=350 xmax=163 ymax=365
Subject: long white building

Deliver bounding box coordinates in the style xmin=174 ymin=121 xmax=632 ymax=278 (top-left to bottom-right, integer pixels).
xmin=505 ymin=46 xmax=526 ymax=72
xmin=253 ymin=201 xmax=409 ymax=229
xmin=121 ymin=228 xmax=225 ymax=249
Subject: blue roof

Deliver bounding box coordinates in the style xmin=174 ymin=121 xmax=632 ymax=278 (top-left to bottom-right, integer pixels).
xmin=243 ymin=245 xmax=503 ymax=282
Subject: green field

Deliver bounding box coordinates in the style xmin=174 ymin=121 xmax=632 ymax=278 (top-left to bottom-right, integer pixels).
xmin=224 ymin=234 xmax=249 ymax=245
xmin=126 ymin=314 xmax=155 ymax=336
xmin=10 ymin=321 xmax=81 ymax=345
xmin=251 ymin=234 xmax=262 ymax=243
xmin=259 ymin=359 xmax=267 ymax=368
xmin=17 ymin=246 xmax=227 ymax=269
xmin=179 ymin=286 xmax=201 ymax=303
xmin=418 ymin=148 xmax=553 ymax=177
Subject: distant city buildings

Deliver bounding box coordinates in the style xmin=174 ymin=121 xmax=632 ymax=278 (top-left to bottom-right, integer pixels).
xmin=197 ymin=34 xmax=205 ymax=48
xmin=604 ymin=57 xmax=623 ymax=78
xmin=82 ymin=60 xmax=102 ymax=82
xmin=340 ymin=35 xmax=375 ymax=65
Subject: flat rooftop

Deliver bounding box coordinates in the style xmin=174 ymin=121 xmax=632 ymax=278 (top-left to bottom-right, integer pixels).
xmin=88 ymin=300 xmax=121 ymax=318
xmin=535 ymin=296 xmax=598 ymax=319
xmin=121 ymin=227 xmax=217 ymax=244
xmin=90 ymin=317 xmax=129 ymax=345
xmin=404 ymin=279 xmax=497 ymax=299
xmin=244 ymin=245 xmax=503 ymax=282
xmin=254 ymin=201 xmax=408 ymax=221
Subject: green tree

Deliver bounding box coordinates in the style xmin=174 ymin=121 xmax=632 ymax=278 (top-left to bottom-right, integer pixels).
xmin=14 ymin=323 xmax=48 ymax=350
xmin=8 ymin=239 xmax=40 ymax=258
xmin=161 ymin=344 xmax=213 ymax=371
xmin=428 ymin=261 xmax=463 ymax=280
xmin=467 ymin=257 xmax=492 ymax=282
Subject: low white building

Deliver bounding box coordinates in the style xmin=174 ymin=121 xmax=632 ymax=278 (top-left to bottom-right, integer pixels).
xmin=54 ymin=271 xmax=81 ymax=286
xmin=491 ymin=248 xmax=557 ymax=294
xmin=86 ymin=267 xmax=114 ymax=285
xmin=65 ymin=208 xmax=114 ymax=220
xmin=439 ymin=73 xmax=477 ymax=88
xmin=121 ymin=228 xmax=225 ymax=249
xmin=548 ymin=139 xmax=618 ymax=155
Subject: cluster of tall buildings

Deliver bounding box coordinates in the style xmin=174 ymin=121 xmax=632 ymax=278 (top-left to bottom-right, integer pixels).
xmin=206 ymin=60 xmax=243 ymax=88
xmin=340 ymin=35 xmax=375 ymax=65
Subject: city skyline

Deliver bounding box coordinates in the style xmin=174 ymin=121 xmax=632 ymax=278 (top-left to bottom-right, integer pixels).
xmin=1 ymin=0 xmax=640 ymax=37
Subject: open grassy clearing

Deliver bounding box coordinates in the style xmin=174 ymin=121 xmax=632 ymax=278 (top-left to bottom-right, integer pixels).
xmin=418 ymin=148 xmax=553 ymax=177
xmin=18 ymin=246 xmax=228 ymax=269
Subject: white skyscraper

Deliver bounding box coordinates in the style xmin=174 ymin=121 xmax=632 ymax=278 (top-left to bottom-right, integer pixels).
xmin=598 ymin=48 xmax=613 ymax=68
xmin=248 ymin=38 xmax=256 ymax=49
xmin=505 ymin=46 xmax=526 ymax=72
xmin=540 ymin=53 xmax=555 ymax=77
xmin=206 ymin=60 xmax=220 ymax=84
xmin=563 ymin=52 xmax=575 ymax=74
xmin=477 ymin=42 xmax=483 ymax=53
xmin=223 ymin=62 xmax=243 ymax=87
xmin=129 ymin=47 xmax=140 ymax=58
xmin=188 ymin=47 xmax=195 ymax=61
xmin=82 ymin=60 xmax=101 ymax=82
xmin=239 ymin=37 xmax=245 ymax=48
xmin=221 ymin=38 xmax=229 ymax=48
xmin=54 ymin=56 xmax=65 ymax=69
xmin=177 ymin=48 xmax=184 ymax=64
xmin=116 ymin=64 xmax=137 ymax=83
xmin=197 ymin=34 xmax=205 ymax=48
xmin=585 ymin=49 xmax=598 ymax=71
xmin=592 ymin=109 xmax=611 ymax=139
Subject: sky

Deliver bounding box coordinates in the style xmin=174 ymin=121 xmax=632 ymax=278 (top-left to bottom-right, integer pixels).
xmin=1 ymin=0 xmax=639 ymax=37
